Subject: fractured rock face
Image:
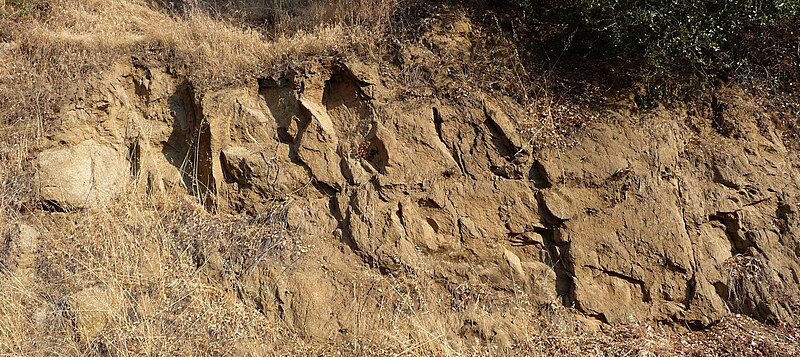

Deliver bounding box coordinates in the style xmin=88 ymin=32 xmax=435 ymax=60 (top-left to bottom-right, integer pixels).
xmin=38 ymin=59 xmax=800 ymax=336
xmin=36 ymin=140 xmax=130 ymax=210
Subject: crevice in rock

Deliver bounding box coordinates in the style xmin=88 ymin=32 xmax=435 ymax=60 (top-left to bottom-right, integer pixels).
xmin=709 ymin=212 xmax=755 ymax=255
xmin=528 ymin=160 xmax=552 ymax=188
xmin=685 ymin=273 xmax=697 ymax=309
xmin=40 ymin=199 xmax=68 ymax=213
xmin=312 ymin=181 xmax=339 ymax=197
xmin=339 ymin=155 xmax=356 ymax=184
xmin=433 ymin=107 xmax=446 ymax=146
xmin=396 ymin=202 xmax=407 ymax=231
xmin=591 ymin=267 xmax=651 ymax=303
xmin=432 ymin=107 xmax=463 ymax=173
xmin=665 ymin=261 xmax=688 ymax=274
xmin=775 ymin=201 xmax=793 ymax=234
xmin=362 ymin=136 xmax=388 ymax=174
xmin=482 ymin=109 xmax=517 ymax=161
xmin=588 ymin=313 xmax=608 ymax=324
xmin=258 ymin=77 xmax=301 ymax=144
xmin=686 ymin=319 xmax=712 ymax=331
xmin=323 ymin=64 xmax=373 ymax=111
xmin=713 ymin=281 xmax=730 ymax=306
xmin=489 ymin=165 xmax=524 ymax=180
xmin=540 ymin=226 xmax=575 ymax=307
xmin=711 ymin=93 xmax=736 ymax=137
xmin=219 ymin=150 xmax=252 ymax=184
xmin=278 ymin=95 xmax=341 ymax=196
xmin=330 ymin=194 xmax=357 ymax=254
xmin=163 ymin=82 xmax=217 ymax=211
xmin=418 ymin=198 xmax=441 ymax=209
xmin=425 ymin=217 xmax=440 ymax=233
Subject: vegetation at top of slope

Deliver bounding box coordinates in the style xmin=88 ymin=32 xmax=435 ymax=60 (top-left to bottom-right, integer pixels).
xmin=511 ymin=0 xmax=800 ymax=94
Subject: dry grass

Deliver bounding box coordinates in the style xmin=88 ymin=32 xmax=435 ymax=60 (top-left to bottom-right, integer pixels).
xmin=1 ymin=194 xmax=305 ymax=355
xmin=1 ymin=0 xmax=379 ymax=92
xmin=0 ymin=0 xmax=393 ymax=129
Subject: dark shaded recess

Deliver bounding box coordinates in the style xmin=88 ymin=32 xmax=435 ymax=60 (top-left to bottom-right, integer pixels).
xmin=218 ymin=150 xmax=253 ymax=185
xmin=536 ymin=192 xmax=565 ymax=226
xmin=339 ymin=155 xmax=356 ymax=184
xmin=363 ymin=137 xmax=389 ymax=174
xmin=433 ymin=107 xmax=446 ymax=145
xmin=602 ymin=269 xmax=651 ymax=302
xmin=713 ymin=281 xmax=732 ymax=311
xmin=528 ymin=160 xmax=552 ymax=188
xmin=289 ymin=102 xmax=315 ymax=165
xmin=685 ymin=273 xmax=698 ymax=310
xmin=711 ymin=94 xmax=736 ymax=137
xmin=328 ymin=194 xmax=349 ymax=242
xmin=686 ymin=319 xmax=710 ymax=331
xmin=433 ymin=107 xmax=464 ymax=174
xmin=396 ymin=202 xmax=407 ymax=228
xmin=709 ymin=212 xmax=754 ymax=255
xmin=490 ymin=165 xmax=524 ymax=180
xmin=536 ymin=225 xmax=575 ymax=307
xmin=482 ymin=112 xmax=517 ymax=161
xmin=776 ymin=202 xmax=793 ymax=234
xmin=259 ymin=76 xmax=340 ymax=193
xmin=257 ymin=77 xmax=295 ymax=144
xmin=592 ymin=313 xmax=609 ymax=324
xmin=426 ymin=218 xmax=440 ymax=233
xmin=322 ymin=63 xmax=373 ymax=111
xmin=418 ymin=197 xmax=442 ymax=209
xmin=128 ymin=139 xmax=141 ymax=177
xmin=332 ymin=192 xmax=392 ymax=276
xmin=161 ymin=81 xmax=216 ymax=211
xmin=40 ymin=200 xmax=69 ymax=213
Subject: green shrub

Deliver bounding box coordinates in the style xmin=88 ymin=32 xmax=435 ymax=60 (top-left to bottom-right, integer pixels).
xmin=517 ymin=0 xmax=800 ymax=76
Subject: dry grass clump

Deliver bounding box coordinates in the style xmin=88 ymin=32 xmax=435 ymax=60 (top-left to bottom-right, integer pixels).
xmin=253 ymin=0 xmax=397 ymax=36
xmin=2 ymin=0 xmax=373 ymax=91
xmin=0 ymin=195 xmax=304 ymax=355
xmin=0 ymin=0 xmax=389 ymax=133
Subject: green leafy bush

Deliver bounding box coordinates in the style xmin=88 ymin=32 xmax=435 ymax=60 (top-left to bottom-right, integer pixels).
xmin=517 ymin=0 xmax=800 ymax=76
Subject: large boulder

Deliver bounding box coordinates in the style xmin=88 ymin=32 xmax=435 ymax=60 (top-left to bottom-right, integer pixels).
xmin=36 ymin=140 xmax=130 ymax=210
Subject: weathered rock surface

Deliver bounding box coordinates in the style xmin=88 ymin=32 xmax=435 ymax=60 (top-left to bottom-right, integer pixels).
xmin=35 ymin=58 xmax=800 ymax=340
xmin=36 ymin=139 xmax=130 ymax=210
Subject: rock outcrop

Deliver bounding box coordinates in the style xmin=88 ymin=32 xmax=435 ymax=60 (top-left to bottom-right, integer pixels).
xmin=34 ymin=58 xmax=800 ymax=336
xmin=36 ymin=140 xmax=130 ymax=210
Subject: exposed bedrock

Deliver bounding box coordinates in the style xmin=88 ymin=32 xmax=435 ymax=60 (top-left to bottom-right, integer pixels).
xmin=34 ymin=60 xmax=800 ymax=331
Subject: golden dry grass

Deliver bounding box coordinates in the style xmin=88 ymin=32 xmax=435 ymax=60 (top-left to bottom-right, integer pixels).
xmin=0 ymin=197 xmax=290 ymax=354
